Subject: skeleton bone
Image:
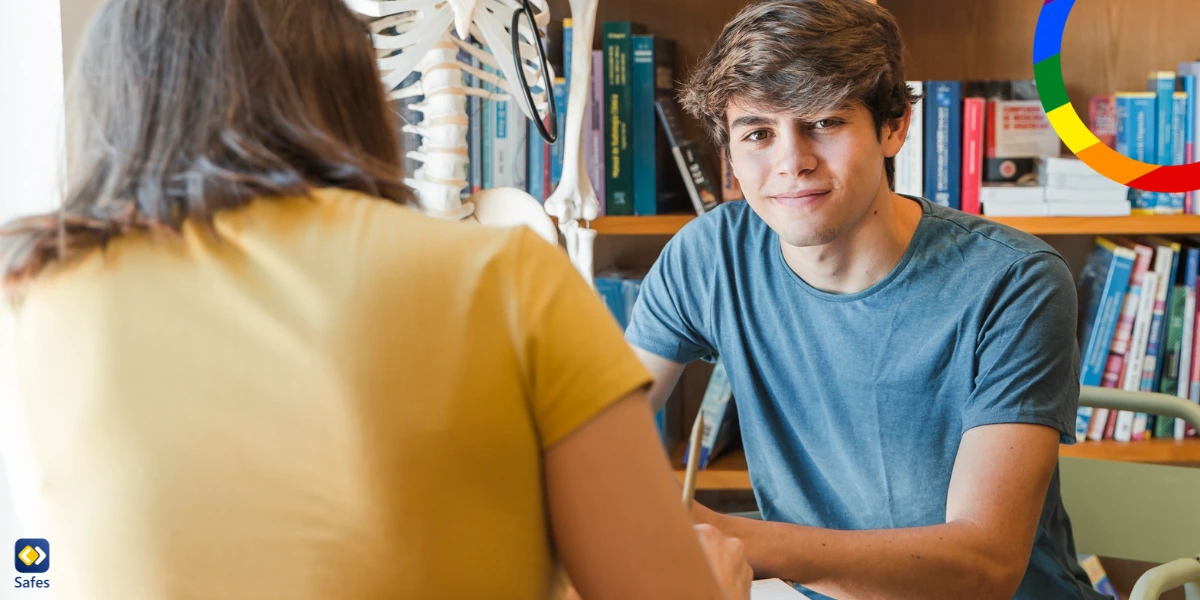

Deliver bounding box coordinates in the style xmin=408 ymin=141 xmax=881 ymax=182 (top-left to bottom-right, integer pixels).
xmin=347 ymin=0 xmax=601 ymax=284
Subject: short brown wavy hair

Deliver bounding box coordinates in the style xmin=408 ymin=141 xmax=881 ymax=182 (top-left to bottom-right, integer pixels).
xmin=680 ymin=0 xmax=920 ymax=188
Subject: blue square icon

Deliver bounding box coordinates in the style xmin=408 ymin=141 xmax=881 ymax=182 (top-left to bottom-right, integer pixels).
xmin=14 ymin=539 xmax=49 ymax=573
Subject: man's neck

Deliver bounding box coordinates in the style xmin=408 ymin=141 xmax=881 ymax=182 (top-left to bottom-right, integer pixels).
xmin=779 ymin=190 xmax=923 ymax=295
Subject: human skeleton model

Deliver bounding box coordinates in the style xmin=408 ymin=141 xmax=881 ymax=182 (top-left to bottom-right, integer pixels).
xmin=345 ymin=0 xmax=602 ymax=285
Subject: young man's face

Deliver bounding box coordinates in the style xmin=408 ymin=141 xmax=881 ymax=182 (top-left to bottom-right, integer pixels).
xmin=726 ymin=100 xmax=901 ymax=248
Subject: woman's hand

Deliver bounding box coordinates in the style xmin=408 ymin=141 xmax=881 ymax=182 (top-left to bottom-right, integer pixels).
xmin=694 ymin=523 xmax=753 ymax=600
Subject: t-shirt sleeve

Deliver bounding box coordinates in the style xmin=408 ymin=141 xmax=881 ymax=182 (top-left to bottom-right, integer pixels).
xmin=512 ymin=229 xmax=654 ymax=448
xmin=624 ymin=222 xmax=717 ymax=364
xmin=962 ymin=252 xmax=1081 ymax=444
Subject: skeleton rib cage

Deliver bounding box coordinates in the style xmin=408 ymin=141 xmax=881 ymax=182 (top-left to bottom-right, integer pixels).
xmin=346 ymin=0 xmax=601 ymax=284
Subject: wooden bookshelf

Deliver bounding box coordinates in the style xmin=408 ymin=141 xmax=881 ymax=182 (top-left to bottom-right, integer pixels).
xmin=592 ymin=214 xmax=1200 ymax=237
xmin=671 ymin=440 xmax=1200 ymax=492
xmin=669 ymin=443 xmax=752 ymax=492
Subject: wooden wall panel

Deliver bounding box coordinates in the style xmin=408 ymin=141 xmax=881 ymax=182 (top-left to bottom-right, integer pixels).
xmin=883 ymin=0 xmax=1200 ymax=119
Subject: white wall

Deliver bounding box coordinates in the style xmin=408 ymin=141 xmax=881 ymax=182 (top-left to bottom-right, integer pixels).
xmin=1 ymin=3 xmax=102 ymax=596
xmin=0 ymin=1 xmax=66 ymax=224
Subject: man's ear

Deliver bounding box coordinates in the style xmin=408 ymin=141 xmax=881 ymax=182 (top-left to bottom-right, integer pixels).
xmin=881 ymin=104 xmax=912 ymax=159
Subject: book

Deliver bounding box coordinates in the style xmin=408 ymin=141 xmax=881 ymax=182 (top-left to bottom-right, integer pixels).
xmin=960 ymin=97 xmax=985 ymax=215
xmin=894 ymin=81 xmax=924 ymax=197
xmin=631 ymin=35 xmax=683 ymax=215
xmin=1075 ymin=238 xmax=1136 ymax=439
xmin=1078 ymin=555 xmax=1117 ymax=597
xmin=924 ymin=80 xmax=962 ymax=209
xmin=1088 ymin=95 xmax=1116 ymax=149
xmin=965 ymin=79 xmax=1059 ymax=184
xmin=1115 ymin=92 xmax=1157 ymax=215
xmin=655 ymin=97 xmax=720 ymax=214
xmin=602 ymin=21 xmax=647 ymax=215
xmin=684 ymin=358 xmax=738 ymax=470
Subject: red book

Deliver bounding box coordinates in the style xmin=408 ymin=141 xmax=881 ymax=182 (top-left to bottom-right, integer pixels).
xmin=1089 ymin=95 xmax=1116 ymax=149
xmin=960 ymin=97 xmax=985 ymax=215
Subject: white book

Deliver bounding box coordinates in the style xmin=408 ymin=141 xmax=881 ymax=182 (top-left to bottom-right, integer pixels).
xmin=1043 ymin=201 xmax=1131 ymax=216
xmin=1116 ymin=270 xmax=1159 ymax=442
xmin=1041 ymin=156 xmax=1106 ymax=177
xmin=895 ymin=81 xmax=924 ymax=197
xmin=1043 ymin=187 xmax=1130 ymax=204
xmin=981 ymin=185 xmax=1045 ymax=204
xmin=1132 ymin=246 xmax=1175 ymax=439
xmin=1043 ymin=173 xmax=1127 ymax=191
xmin=983 ymin=201 xmax=1046 ymax=216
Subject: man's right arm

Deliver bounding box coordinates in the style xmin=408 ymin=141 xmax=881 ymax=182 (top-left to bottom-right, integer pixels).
xmin=632 ymin=347 xmax=686 ymax=414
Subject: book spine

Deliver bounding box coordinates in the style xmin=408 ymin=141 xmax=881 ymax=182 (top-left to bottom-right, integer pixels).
xmin=960 ymin=97 xmax=984 ymax=215
xmin=603 ymin=22 xmax=638 ymax=215
xmin=1089 ymin=94 xmax=1116 ymax=148
xmin=1177 ymin=248 xmax=1199 ymax=438
xmin=631 ymin=35 xmax=657 ymax=215
xmin=1169 ymin=92 xmax=1187 ymax=213
xmin=550 ymin=77 xmax=567 ymax=190
xmin=482 ymin=65 xmax=496 ymax=189
xmin=1184 ymin=76 xmax=1196 ymax=214
xmin=1156 ymin=285 xmax=1186 ymax=436
xmin=528 ymin=119 xmax=546 ymax=201
xmin=1116 ymin=93 xmax=1157 ymax=215
xmin=1117 ymin=270 xmax=1159 ymax=441
xmin=924 ymin=81 xmax=961 ymax=209
xmin=585 ymin=50 xmax=606 ymax=215
xmin=1150 ymin=72 xmax=1175 ymax=213
xmin=894 ymin=81 xmax=924 ymax=197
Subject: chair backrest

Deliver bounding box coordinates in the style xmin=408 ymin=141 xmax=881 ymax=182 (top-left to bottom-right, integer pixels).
xmin=1060 ymin=386 xmax=1200 ymax=564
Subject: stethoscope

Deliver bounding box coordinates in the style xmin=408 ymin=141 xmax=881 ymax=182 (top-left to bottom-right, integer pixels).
xmin=510 ymin=0 xmax=558 ymax=144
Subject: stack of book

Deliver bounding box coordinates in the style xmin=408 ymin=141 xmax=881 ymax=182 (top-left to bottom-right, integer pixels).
xmin=979 ymin=158 xmax=1131 ymax=216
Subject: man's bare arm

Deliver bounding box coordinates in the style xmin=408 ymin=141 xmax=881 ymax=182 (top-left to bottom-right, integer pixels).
xmin=632 ymin=347 xmax=686 ymax=413
xmin=695 ymin=423 xmax=1060 ymax=600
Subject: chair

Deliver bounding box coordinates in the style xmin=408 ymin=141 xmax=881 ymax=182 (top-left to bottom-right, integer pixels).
xmin=1065 ymin=386 xmax=1200 ymax=600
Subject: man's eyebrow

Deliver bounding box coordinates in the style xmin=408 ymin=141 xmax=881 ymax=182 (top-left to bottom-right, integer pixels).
xmin=729 ymin=114 xmax=776 ymax=129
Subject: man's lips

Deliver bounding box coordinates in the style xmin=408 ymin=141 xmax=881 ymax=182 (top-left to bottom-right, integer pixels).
xmin=770 ymin=189 xmax=831 ymax=207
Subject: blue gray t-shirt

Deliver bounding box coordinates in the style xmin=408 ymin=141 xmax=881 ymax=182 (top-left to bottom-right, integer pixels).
xmin=627 ymin=196 xmax=1103 ymax=599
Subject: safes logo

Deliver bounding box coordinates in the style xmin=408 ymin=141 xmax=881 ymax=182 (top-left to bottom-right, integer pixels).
xmin=14 ymin=540 xmax=47 ymax=574
xmin=13 ymin=539 xmax=50 ymax=590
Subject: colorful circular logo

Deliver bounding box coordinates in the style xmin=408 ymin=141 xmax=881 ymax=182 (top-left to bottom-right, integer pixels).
xmin=1035 ymin=0 xmax=1200 ymax=193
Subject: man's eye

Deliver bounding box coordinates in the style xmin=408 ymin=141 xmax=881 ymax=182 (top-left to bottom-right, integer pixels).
xmin=744 ymin=130 xmax=770 ymax=142
xmin=814 ymin=119 xmax=843 ymax=129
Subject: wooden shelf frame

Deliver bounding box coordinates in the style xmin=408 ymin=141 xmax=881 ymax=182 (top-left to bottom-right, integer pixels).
xmin=592 ymin=214 xmax=1200 ymax=237
xmin=671 ymin=440 xmax=1200 ymax=492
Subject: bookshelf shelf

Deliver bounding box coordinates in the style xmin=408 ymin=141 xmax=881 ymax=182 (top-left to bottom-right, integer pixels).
xmin=669 ymin=443 xmax=751 ymax=492
xmin=592 ymin=214 xmax=1200 ymax=237
xmin=670 ymin=440 xmax=1200 ymax=492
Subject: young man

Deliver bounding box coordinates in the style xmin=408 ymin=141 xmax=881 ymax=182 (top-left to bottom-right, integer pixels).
xmin=626 ymin=1 xmax=1104 ymax=599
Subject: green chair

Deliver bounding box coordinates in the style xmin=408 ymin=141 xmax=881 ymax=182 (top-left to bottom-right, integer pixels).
xmin=1066 ymin=386 xmax=1200 ymax=600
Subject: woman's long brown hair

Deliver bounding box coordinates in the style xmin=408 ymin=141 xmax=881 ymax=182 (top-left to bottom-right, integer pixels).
xmin=1 ymin=0 xmax=413 ymax=286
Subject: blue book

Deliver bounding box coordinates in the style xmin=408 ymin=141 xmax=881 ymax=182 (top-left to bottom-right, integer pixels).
xmin=1148 ymin=72 xmax=1175 ymax=212
xmin=461 ymin=47 xmax=480 ymax=196
xmin=923 ymin=81 xmax=962 ymax=210
xmin=1075 ymin=238 xmax=1136 ymax=440
xmin=1168 ymin=92 xmax=1187 ymax=213
xmin=1183 ymin=75 xmax=1197 ymax=214
xmin=528 ymin=120 xmax=546 ymax=201
xmin=1116 ymin=92 xmax=1157 ymax=213
xmin=563 ymin=19 xmax=573 ymax=89
xmin=550 ymin=77 xmax=568 ymax=189
xmin=631 ymin=35 xmax=657 ymax=215
xmin=1178 ymin=65 xmax=1200 ymax=213
xmin=482 ymin=65 xmax=496 ymax=189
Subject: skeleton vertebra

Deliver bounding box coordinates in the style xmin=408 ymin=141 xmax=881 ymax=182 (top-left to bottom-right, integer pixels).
xmin=346 ymin=0 xmax=601 ymax=285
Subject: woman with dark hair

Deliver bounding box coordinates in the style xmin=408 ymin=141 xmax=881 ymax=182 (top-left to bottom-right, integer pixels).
xmin=0 ymin=1 xmax=751 ymax=598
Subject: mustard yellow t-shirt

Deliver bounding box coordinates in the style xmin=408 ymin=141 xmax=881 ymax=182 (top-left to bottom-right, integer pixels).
xmin=1 ymin=188 xmax=652 ymax=599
